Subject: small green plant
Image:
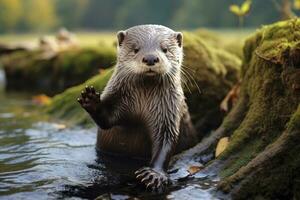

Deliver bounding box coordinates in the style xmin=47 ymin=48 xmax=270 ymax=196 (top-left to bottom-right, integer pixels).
xmin=229 ymin=0 xmax=252 ymax=27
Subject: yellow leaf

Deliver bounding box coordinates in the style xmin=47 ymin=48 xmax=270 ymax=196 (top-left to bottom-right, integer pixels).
xmin=229 ymin=5 xmax=242 ymax=16
xmin=220 ymin=82 xmax=241 ymax=112
xmin=187 ymin=165 xmax=204 ymax=175
xmin=215 ymin=137 xmax=229 ymax=157
xmin=32 ymin=94 xmax=52 ymax=105
xmin=294 ymin=0 xmax=300 ymax=9
xmin=99 ymin=68 xmax=105 ymax=74
xmin=241 ymin=0 xmax=251 ymax=15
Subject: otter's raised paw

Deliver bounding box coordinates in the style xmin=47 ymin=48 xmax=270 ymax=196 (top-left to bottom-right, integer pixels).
xmin=135 ymin=167 xmax=170 ymax=192
xmin=77 ymin=85 xmax=100 ymax=114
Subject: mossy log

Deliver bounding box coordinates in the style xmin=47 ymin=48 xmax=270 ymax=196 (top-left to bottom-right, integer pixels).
xmin=187 ymin=20 xmax=300 ymax=199
xmin=46 ymin=31 xmax=241 ymax=133
xmin=1 ymin=47 xmax=116 ymax=95
xmin=0 ymin=43 xmax=32 ymax=56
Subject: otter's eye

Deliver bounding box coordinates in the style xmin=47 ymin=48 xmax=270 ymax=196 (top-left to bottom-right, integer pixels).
xmin=162 ymin=47 xmax=168 ymax=53
xmin=134 ymin=48 xmax=140 ymax=54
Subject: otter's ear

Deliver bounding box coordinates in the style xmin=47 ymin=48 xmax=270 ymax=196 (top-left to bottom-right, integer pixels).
xmin=117 ymin=31 xmax=126 ymax=46
xmin=175 ymin=32 xmax=183 ymax=47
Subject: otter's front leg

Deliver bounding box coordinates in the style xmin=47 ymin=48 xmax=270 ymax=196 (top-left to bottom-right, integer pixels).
xmin=77 ymin=85 xmax=117 ymax=129
xmin=135 ymin=125 xmax=179 ymax=192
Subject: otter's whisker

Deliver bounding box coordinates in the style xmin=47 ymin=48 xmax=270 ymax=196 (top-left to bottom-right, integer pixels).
xmin=181 ymin=65 xmax=201 ymax=95
xmin=179 ymin=69 xmax=192 ymax=94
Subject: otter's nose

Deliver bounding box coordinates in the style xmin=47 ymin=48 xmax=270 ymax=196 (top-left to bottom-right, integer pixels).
xmin=142 ymin=55 xmax=159 ymax=66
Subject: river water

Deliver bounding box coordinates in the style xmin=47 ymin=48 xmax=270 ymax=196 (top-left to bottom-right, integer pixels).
xmin=0 ymin=71 xmax=224 ymax=199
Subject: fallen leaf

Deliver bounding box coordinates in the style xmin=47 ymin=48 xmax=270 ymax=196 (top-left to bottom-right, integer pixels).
xmin=215 ymin=137 xmax=229 ymax=158
xmin=32 ymin=94 xmax=51 ymax=106
xmin=292 ymin=83 xmax=300 ymax=91
xmin=187 ymin=165 xmax=204 ymax=175
xmin=99 ymin=69 xmax=105 ymax=74
xmin=53 ymin=123 xmax=67 ymax=130
xmin=220 ymin=82 xmax=240 ymax=112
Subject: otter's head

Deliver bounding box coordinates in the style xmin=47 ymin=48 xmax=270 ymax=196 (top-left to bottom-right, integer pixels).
xmin=116 ymin=25 xmax=183 ymax=76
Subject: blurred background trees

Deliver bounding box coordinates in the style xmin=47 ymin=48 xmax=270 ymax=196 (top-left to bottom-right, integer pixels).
xmin=23 ymin=0 xmax=58 ymax=31
xmin=0 ymin=0 xmax=299 ymax=33
xmin=0 ymin=0 xmax=22 ymax=32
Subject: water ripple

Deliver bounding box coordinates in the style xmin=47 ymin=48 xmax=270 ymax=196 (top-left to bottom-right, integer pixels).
xmin=0 ymin=94 xmax=223 ymax=200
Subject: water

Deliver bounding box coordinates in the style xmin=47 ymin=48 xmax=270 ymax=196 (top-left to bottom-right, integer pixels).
xmin=0 ymin=92 xmax=223 ymax=200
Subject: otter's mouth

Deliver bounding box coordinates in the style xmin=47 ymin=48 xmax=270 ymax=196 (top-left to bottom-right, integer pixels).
xmin=145 ymin=69 xmax=158 ymax=76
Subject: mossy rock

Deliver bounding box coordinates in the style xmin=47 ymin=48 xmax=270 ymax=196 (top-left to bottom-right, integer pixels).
xmin=46 ymin=31 xmax=241 ymax=133
xmin=198 ymin=19 xmax=300 ymax=199
xmin=46 ymin=69 xmax=113 ymax=126
xmin=1 ymin=46 xmax=116 ymax=95
xmin=182 ymin=31 xmax=241 ymax=134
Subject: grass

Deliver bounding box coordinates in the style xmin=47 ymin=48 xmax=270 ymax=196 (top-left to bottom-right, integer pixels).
xmin=0 ymin=29 xmax=253 ymax=47
xmin=0 ymin=32 xmax=116 ymax=47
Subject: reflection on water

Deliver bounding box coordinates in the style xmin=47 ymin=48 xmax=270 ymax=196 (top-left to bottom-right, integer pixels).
xmin=0 ymin=93 xmax=222 ymax=200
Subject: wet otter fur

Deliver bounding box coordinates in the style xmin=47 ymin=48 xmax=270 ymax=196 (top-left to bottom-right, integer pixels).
xmin=78 ymin=25 xmax=198 ymax=191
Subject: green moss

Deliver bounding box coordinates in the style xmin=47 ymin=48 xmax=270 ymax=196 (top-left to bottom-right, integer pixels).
xmin=222 ymin=106 xmax=300 ymax=199
xmin=216 ymin=19 xmax=300 ymax=199
xmin=219 ymin=138 xmax=262 ymax=178
xmin=220 ymin=20 xmax=300 ymax=159
xmin=287 ymin=105 xmax=300 ymax=132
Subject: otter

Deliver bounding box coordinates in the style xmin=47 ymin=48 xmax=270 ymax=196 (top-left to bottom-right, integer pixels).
xmin=78 ymin=25 xmax=198 ymax=191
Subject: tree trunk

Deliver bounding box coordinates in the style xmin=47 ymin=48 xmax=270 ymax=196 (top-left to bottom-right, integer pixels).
xmin=214 ymin=19 xmax=300 ymax=199
xmin=281 ymin=0 xmax=294 ymax=20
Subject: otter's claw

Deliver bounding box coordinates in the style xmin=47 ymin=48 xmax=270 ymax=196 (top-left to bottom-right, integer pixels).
xmin=77 ymin=85 xmax=101 ymax=114
xmin=135 ymin=167 xmax=169 ymax=192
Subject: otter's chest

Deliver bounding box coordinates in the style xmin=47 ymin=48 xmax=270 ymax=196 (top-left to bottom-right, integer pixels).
xmin=125 ymin=87 xmax=183 ymax=118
